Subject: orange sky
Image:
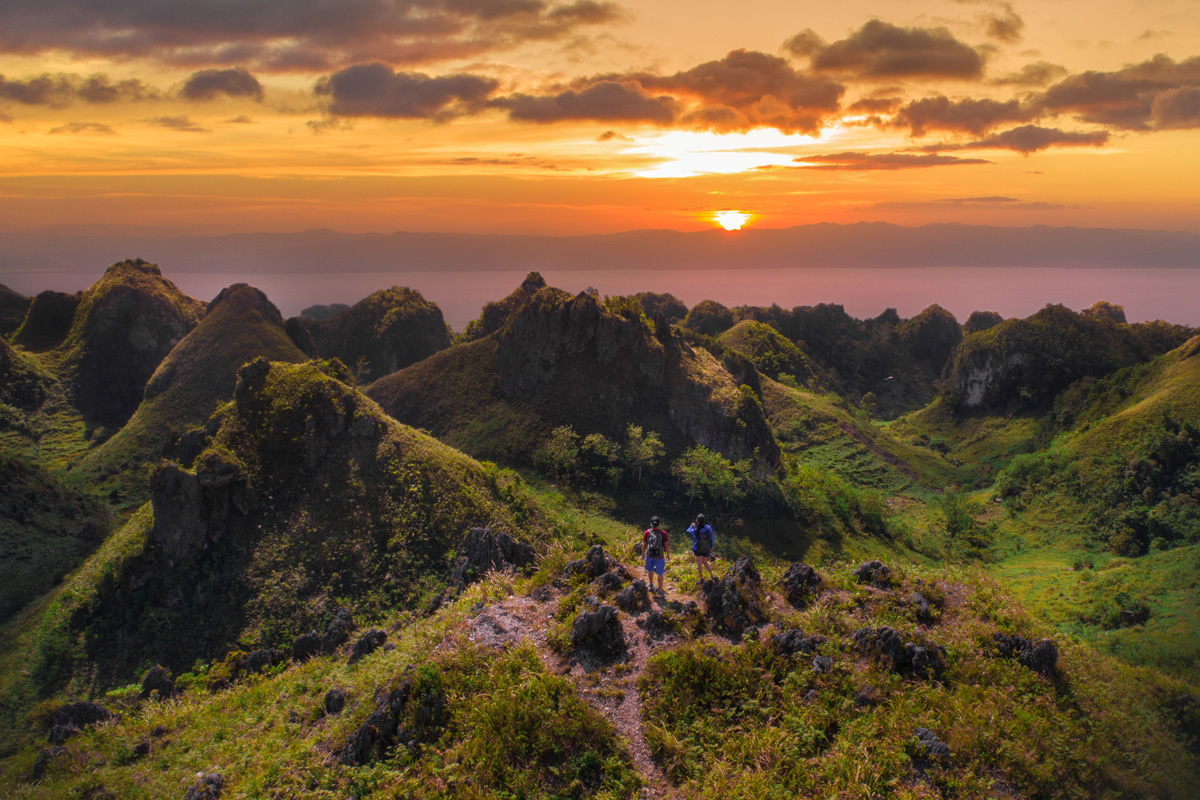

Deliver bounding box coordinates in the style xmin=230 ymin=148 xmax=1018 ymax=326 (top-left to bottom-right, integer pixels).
xmin=2 ymin=0 xmax=1199 ymax=236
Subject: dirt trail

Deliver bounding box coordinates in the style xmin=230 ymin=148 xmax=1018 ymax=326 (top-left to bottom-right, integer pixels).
xmin=463 ymin=560 xmax=705 ymax=799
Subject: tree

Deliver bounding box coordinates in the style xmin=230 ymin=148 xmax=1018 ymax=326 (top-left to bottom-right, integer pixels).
xmin=535 ymin=425 xmax=580 ymax=481
xmin=672 ymin=445 xmax=742 ymax=506
xmin=582 ymin=432 xmax=622 ymax=490
xmin=625 ymin=424 xmax=664 ymax=486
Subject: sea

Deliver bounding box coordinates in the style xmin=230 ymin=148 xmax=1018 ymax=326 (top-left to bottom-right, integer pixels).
xmin=2 ymin=266 xmax=1198 ymax=331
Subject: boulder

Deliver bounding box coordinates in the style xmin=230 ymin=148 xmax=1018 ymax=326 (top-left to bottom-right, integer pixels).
xmin=993 ymin=633 xmax=1058 ymax=676
xmin=614 ymin=579 xmax=652 ymax=614
xmin=291 ymin=632 xmax=322 ymax=662
xmin=912 ymin=728 xmax=951 ymax=768
xmin=183 ymin=773 xmax=224 ymax=800
xmin=910 ymin=591 xmax=932 ymax=623
xmin=851 ymin=560 xmax=892 ymax=588
xmin=771 ymin=629 xmax=826 ymax=657
xmin=780 ymin=562 xmax=822 ymax=608
xmin=563 ymin=544 xmax=611 ymax=581
xmin=348 ymin=629 xmax=387 ymax=665
xmin=321 ymin=608 xmax=355 ymax=654
xmin=596 ymin=572 xmax=623 ymax=595
xmin=851 ymin=626 xmax=945 ymax=680
xmin=139 ymin=665 xmax=176 ymax=701
xmin=29 ymin=747 xmax=65 ymax=782
xmin=48 ymin=701 xmax=116 ymax=744
xmin=701 ymin=555 xmax=767 ymax=637
xmin=324 ymin=689 xmax=347 ymax=715
xmin=570 ymin=605 xmax=626 ymax=660
xmin=812 ymin=655 xmax=833 ymax=674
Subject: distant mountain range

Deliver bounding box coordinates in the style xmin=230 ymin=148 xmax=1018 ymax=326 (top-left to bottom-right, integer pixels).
xmin=3 ymin=222 xmax=1198 ymax=275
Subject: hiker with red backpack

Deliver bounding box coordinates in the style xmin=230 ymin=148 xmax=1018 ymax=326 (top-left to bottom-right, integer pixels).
xmin=687 ymin=514 xmax=717 ymax=582
xmin=642 ymin=516 xmax=669 ymax=595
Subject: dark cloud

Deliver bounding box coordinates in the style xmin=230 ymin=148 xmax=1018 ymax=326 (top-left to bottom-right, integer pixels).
xmin=795 ymin=151 xmax=990 ymax=169
xmin=790 ymin=19 xmax=985 ymax=80
xmin=0 ymin=72 xmax=154 ymax=106
xmin=146 ymin=115 xmax=210 ymax=132
xmin=597 ymin=129 xmax=631 ymax=141
xmin=0 ymin=0 xmax=624 ymax=71
xmin=895 ymin=95 xmax=1036 ymax=136
xmin=181 ymin=67 xmax=264 ymax=101
xmin=918 ymin=124 xmax=1109 ymax=153
xmin=985 ymin=5 xmax=1024 ymax=44
xmin=992 ymin=61 xmax=1068 ymax=87
xmin=498 ymin=80 xmax=675 ymax=124
xmin=1037 ymin=54 xmax=1200 ymax=130
xmin=781 ymin=29 xmax=824 ymax=58
xmin=315 ymin=62 xmax=498 ymax=119
xmin=847 ymin=96 xmax=902 ymax=113
xmin=48 ymin=121 xmax=116 ymax=134
xmin=635 ymin=49 xmax=844 ymax=133
xmin=1151 ymin=86 xmax=1200 ymax=129
xmin=226 ymin=115 xmax=254 ymax=123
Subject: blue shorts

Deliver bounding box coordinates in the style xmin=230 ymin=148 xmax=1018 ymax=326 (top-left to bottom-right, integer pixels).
xmin=644 ymin=557 xmax=665 ymax=575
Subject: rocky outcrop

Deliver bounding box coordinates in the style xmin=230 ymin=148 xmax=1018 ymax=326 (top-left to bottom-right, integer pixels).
xmin=851 ymin=626 xmax=945 ymax=680
xmin=615 ymin=579 xmax=652 ymax=613
xmin=772 ymin=629 xmax=826 ymax=657
xmin=450 ymin=527 xmax=537 ymax=591
xmin=139 ymin=665 xmax=176 ymax=701
xmin=780 ymin=563 xmax=822 ymax=608
xmin=912 ymin=728 xmax=951 ymax=768
xmin=570 ymin=605 xmax=626 ymax=661
xmin=563 ymin=544 xmax=613 ymax=581
xmin=852 ymin=560 xmax=893 ymax=589
xmin=0 ymin=338 xmax=53 ymax=412
xmin=48 ymin=701 xmax=116 ymax=744
xmin=149 ymin=450 xmax=254 ymax=568
xmin=702 ymin=556 xmax=767 ymax=636
xmin=295 ymin=286 xmax=451 ymax=383
xmin=340 ymin=673 xmax=446 ymax=765
xmin=183 ymin=773 xmax=224 ymax=800
xmin=348 ymin=629 xmax=387 ymax=664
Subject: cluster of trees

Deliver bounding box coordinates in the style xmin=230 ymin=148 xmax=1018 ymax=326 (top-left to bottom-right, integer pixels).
xmin=533 ymin=423 xmax=758 ymax=508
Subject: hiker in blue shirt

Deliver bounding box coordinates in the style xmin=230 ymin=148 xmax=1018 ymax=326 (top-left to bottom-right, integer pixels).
xmin=687 ymin=514 xmax=717 ymax=582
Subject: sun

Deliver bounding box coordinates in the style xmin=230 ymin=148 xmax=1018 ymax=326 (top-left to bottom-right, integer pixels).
xmin=713 ymin=210 xmax=750 ymax=230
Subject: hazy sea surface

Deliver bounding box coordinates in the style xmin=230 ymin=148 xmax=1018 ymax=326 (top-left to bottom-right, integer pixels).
xmin=3 ymin=267 xmax=1198 ymax=331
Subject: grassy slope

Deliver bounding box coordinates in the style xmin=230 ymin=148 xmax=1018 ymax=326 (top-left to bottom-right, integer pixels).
xmin=2 ymin=539 xmax=1196 ymax=799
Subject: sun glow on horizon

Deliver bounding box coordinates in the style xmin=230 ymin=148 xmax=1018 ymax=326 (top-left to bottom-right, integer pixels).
xmin=713 ymin=210 xmax=751 ymax=230
xmin=626 ymin=128 xmax=824 ymax=178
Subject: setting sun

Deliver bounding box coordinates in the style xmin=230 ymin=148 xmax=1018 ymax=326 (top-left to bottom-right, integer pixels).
xmin=714 ymin=210 xmax=750 ymax=230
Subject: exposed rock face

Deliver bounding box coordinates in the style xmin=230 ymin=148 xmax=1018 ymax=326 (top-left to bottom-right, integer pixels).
xmin=898 ymin=304 xmax=962 ymax=376
xmin=324 ymin=688 xmax=347 ymax=714
xmin=0 ymin=283 xmax=30 ymax=336
xmin=321 ymin=608 xmax=356 ymax=654
xmin=994 ymin=633 xmax=1058 ymax=676
xmin=570 ymin=605 xmax=626 ymax=661
xmin=291 ymin=632 xmax=322 ymax=662
xmin=241 ymin=648 xmax=285 ymax=675
xmin=57 ymin=260 xmax=204 ymax=425
xmin=11 ymin=290 xmax=80 ymax=351
xmin=450 ymin=527 xmax=537 ymax=590
xmin=297 ymin=286 xmax=451 ymax=383
xmin=48 ymin=701 xmax=116 ymax=744
xmin=851 ymin=626 xmax=945 ymax=680
xmin=780 ymin=563 xmax=822 ymax=608
xmin=852 ymin=560 xmax=893 ymax=589
xmin=910 ymin=592 xmax=932 ymax=623
xmin=149 ymin=450 xmax=253 ymax=568
xmin=702 ymin=556 xmax=767 ymax=636
xmin=461 ymin=271 xmax=547 ymax=341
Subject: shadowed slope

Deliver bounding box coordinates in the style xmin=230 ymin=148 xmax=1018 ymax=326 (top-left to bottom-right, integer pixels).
xmin=72 ymin=283 xmax=306 ymax=499
xmin=370 ymin=277 xmax=779 ymax=470
xmin=0 ymin=284 xmax=29 ymax=337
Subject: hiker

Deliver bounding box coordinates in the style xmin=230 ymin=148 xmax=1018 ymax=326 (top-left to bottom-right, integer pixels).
xmin=642 ymin=516 xmax=669 ymax=595
xmin=687 ymin=513 xmax=717 ymax=581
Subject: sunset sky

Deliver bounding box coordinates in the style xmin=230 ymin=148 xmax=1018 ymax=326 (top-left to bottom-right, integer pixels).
xmin=2 ymin=0 xmax=1199 ymax=237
